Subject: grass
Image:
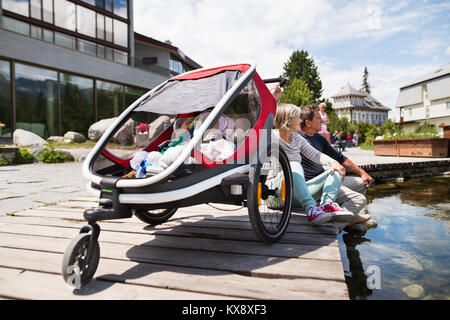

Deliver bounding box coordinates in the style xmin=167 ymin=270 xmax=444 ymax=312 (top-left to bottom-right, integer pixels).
xmin=360 ymin=141 xmax=374 ymax=150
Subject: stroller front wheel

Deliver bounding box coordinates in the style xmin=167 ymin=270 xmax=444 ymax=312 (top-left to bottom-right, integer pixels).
xmin=62 ymin=232 xmax=100 ymax=288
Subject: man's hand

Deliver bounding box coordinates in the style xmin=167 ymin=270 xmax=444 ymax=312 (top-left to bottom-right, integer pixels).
xmin=361 ymin=171 xmax=374 ymax=188
xmin=330 ymin=161 xmax=346 ymax=180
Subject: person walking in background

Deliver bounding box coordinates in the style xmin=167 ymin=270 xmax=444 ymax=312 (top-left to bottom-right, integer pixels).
xmin=346 ymin=132 xmax=353 ymax=148
xmin=353 ymin=130 xmax=359 ymax=147
xmin=318 ymin=103 xmax=331 ymax=144
xmin=338 ymin=131 xmax=345 ymax=151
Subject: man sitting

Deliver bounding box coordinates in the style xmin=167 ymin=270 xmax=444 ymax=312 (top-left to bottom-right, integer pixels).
xmin=298 ymin=104 xmax=376 ymax=230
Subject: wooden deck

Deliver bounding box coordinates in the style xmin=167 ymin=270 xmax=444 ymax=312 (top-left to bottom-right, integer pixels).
xmin=0 ymin=198 xmax=349 ymax=300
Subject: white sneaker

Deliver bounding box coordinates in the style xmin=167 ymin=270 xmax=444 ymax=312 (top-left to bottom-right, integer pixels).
xmin=307 ymin=205 xmax=333 ymax=225
xmin=320 ymin=202 xmax=354 ymax=223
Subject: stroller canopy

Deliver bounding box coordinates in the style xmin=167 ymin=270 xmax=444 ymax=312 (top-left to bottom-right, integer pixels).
xmin=134 ymin=64 xmax=251 ymax=115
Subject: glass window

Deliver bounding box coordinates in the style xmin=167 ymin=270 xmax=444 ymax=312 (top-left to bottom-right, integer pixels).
xmin=97 ymin=44 xmax=105 ymax=58
xmin=96 ymin=13 xmax=105 ymax=40
xmin=42 ymin=0 xmax=53 ymax=24
xmin=60 ymin=73 xmax=94 ymax=136
xmin=0 ymin=59 xmax=13 ymax=139
xmin=78 ymin=39 xmax=97 ymax=56
xmin=30 ymin=25 xmax=42 ymax=40
xmin=2 ymin=16 xmax=30 ymax=36
xmin=54 ymin=0 xmax=76 ymax=31
xmin=105 ymin=0 xmax=113 ymax=12
xmin=77 ymin=6 xmax=96 ymax=37
xmin=105 ymin=46 xmax=113 ymax=61
xmin=125 ymin=86 xmax=147 ymax=108
xmin=15 ymin=63 xmax=58 ymax=138
xmin=113 ymin=0 xmax=127 ymax=19
xmin=43 ymin=29 xmax=53 ymax=42
xmin=96 ymin=80 xmax=124 ymax=120
xmin=113 ymin=19 xmax=128 ymax=47
xmin=2 ymin=0 xmax=29 ymax=17
xmin=82 ymin=0 xmax=95 ymax=5
xmin=55 ymin=31 xmax=76 ymax=49
xmin=105 ymin=16 xmax=113 ymax=42
xmin=30 ymin=0 xmax=42 ymax=20
xmin=113 ymin=49 xmax=127 ymax=64
xmin=95 ymin=0 xmax=104 ymax=10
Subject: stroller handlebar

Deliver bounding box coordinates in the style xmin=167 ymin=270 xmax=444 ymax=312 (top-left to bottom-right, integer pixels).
xmin=263 ymin=78 xmax=287 ymax=87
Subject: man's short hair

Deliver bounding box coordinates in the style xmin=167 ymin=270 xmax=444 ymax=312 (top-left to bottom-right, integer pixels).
xmin=300 ymin=104 xmax=319 ymax=128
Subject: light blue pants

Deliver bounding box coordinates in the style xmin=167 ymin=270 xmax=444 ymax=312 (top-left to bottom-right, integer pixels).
xmin=290 ymin=161 xmax=342 ymax=209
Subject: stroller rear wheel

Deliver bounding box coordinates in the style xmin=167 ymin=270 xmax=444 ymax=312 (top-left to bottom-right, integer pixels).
xmin=62 ymin=232 xmax=100 ymax=288
xmin=247 ymin=145 xmax=293 ymax=244
xmin=134 ymin=208 xmax=178 ymax=225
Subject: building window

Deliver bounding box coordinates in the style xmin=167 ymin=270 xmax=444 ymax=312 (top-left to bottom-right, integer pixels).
xmin=447 ymin=102 xmax=450 ymax=110
xmin=2 ymin=0 xmax=30 ymax=17
xmin=77 ymin=5 xmax=96 ymax=38
xmin=42 ymin=0 xmax=53 ymax=23
xmin=54 ymin=0 xmax=76 ymax=31
xmin=96 ymin=80 xmax=124 ymax=120
xmin=113 ymin=0 xmax=128 ymax=19
xmin=113 ymin=19 xmax=128 ymax=47
xmin=15 ymin=63 xmax=58 ymax=138
xmin=96 ymin=13 xmax=105 ymax=40
xmin=60 ymin=73 xmax=94 ymax=136
xmin=0 ymin=59 xmax=13 ymax=139
xmin=30 ymin=0 xmax=42 ymax=20
xmin=170 ymin=58 xmax=185 ymax=75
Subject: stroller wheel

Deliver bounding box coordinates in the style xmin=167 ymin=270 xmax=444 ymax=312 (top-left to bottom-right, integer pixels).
xmin=134 ymin=208 xmax=178 ymax=225
xmin=247 ymin=145 xmax=293 ymax=244
xmin=62 ymin=233 xmax=100 ymax=289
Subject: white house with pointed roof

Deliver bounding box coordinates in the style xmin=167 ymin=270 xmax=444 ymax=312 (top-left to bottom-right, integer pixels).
xmin=331 ymin=83 xmax=390 ymax=125
xmin=396 ymin=63 xmax=450 ymax=137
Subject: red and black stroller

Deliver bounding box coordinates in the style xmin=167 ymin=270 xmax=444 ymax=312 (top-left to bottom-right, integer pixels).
xmin=62 ymin=63 xmax=293 ymax=288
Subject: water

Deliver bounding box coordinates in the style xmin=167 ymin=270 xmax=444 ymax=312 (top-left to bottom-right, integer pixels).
xmin=338 ymin=175 xmax=450 ymax=300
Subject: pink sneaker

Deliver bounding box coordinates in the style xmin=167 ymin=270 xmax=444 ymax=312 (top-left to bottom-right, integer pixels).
xmin=307 ymin=205 xmax=333 ymax=225
xmin=320 ymin=202 xmax=354 ymax=223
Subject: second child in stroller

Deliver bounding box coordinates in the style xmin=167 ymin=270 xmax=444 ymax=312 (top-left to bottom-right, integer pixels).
xmin=130 ymin=110 xmax=236 ymax=178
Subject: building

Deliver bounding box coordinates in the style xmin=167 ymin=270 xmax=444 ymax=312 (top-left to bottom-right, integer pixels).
xmin=0 ymin=0 xmax=201 ymax=142
xmin=396 ymin=63 xmax=450 ymax=138
xmin=331 ymin=83 xmax=390 ymax=125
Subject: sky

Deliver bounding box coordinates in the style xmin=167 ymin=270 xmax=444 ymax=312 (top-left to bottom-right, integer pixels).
xmin=133 ymin=0 xmax=450 ymax=120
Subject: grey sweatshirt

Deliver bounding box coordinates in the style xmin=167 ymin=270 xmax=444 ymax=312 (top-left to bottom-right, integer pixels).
xmin=275 ymin=130 xmax=337 ymax=167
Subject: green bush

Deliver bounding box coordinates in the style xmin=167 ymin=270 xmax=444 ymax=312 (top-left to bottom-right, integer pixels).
xmin=0 ymin=157 xmax=10 ymax=166
xmin=13 ymin=149 xmax=34 ymax=164
xmin=38 ymin=148 xmax=74 ymax=163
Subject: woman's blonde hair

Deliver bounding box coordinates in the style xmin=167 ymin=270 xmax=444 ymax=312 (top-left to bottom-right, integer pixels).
xmin=274 ymin=103 xmax=302 ymax=130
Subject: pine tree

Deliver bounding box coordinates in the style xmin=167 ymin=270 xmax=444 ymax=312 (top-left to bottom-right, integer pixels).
xmin=279 ymin=78 xmax=313 ymax=107
xmin=281 ymin=50 xmax=323 ymax=101
xmin=361 ymin=67 xmax=371 ymax=94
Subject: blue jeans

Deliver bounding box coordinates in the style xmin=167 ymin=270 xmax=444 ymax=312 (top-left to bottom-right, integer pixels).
xmin=290 ymin=161 xmax=342 ymax=209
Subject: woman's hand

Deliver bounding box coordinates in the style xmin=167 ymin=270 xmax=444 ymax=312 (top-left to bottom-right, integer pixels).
xmin=330 ymin=161 xmax=346 ymax=180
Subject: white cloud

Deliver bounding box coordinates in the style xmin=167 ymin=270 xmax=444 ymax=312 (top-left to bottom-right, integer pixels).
xmin=411 ymin=38 xmax=445 ymax=56
xmin=446 ymin=46 xmax=450 ymax=55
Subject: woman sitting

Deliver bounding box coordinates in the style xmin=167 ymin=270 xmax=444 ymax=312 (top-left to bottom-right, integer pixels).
xmin=274 ymin=104 xmax=353 ymax=225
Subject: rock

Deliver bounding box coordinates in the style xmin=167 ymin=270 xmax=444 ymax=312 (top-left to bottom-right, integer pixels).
xmin=47 ymin=136 xmax=64 ymax=143
xmin=63 ymin=131 xmax=86 ymax=143
xmin=402 ymin=284 xmax=424 ymax=298
xmin=13 ymin=129 xmax=47 ymax=146
xmin=28 ymin=144 xmax=48 ymax=160
xmin=88 ymin=118 xmax=117 ymax=141
xmin=345 ymin=219 xmax=378 ymax=233
xmin=112 ymin=118 xmax=135 ymax=145
xmin=148 ymin=116 xmax=170 ymax=141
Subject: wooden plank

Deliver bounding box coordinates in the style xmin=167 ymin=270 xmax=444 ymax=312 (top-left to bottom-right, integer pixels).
xmin=0 ymin=247 xmax=348 ymax=299
xmin=0 ymin=266 xmax=237 ymax=300
xmin=0 ymin=232 xmax=345 ymax=282
xmin=1 ymin=215 xmax=339 ymax=247
xmin=0 ymin=221 xmax=341 ymax=260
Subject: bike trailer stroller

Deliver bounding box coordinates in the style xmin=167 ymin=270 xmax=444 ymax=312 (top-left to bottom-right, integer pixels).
xmin=62 ymin=63 xmax=293 ymax=288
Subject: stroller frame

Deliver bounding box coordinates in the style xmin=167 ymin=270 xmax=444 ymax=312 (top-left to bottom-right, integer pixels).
xmin=62 ymin=63 xmax=294 ymax=288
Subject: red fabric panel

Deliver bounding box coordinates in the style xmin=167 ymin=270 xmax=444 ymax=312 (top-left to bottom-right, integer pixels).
xmin=170 ymin=64 xmax=251 ymax=81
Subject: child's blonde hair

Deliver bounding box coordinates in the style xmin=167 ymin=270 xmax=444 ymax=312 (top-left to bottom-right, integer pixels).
xmin=274 ymin=103 xmax=302 ymax=130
